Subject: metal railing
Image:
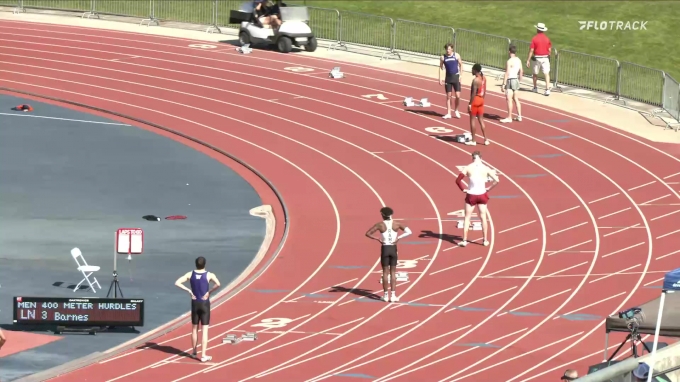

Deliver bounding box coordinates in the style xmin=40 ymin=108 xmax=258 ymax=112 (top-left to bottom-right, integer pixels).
xmin=3 ymin=0 xmax=679 ymax=127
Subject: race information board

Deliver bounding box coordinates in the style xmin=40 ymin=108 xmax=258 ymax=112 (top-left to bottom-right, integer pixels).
xmin=13 ymin=297 xmax=144 ymax=327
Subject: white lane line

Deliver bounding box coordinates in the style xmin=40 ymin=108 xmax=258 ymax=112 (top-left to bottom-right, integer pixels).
xmin=390 ymin=283 xmax=465 ymax=310
xmin=657 ymin=228 xmax=680 ymax=240
xmin=650 ymin=209 xmax=680 ymax=221
xmin=498 ymin=220 xmax=536 ymax=234
xmin=496 ymin=238 xmax=538 ymax=254
xmin=429 ymin=257 xmax=482 ymax=275
xmin=547 ymin=240 xmax=593 ymax=257
xmin=589 ymin=265 xmax=640 ymax=283
xmin=628 ymin=181 xmax=656 ymax=191
xmin=644 ymin=276 xmax=665 ymax=287
xmin=482 ymin=260 xmax=534 ymax=277
xmin=550 ymin=222 xmax=588 ymax=236
xmin=640 ymin=194 xmax=670 ymax=205
xmin=603 ymin=224 xmax=639 ymax=237
xmin=601 ymin=242 xmax=645 ymax=258
xmin=657 ymin=249 xmax=680 ymax=260
xmin=552 ymin=291 xmax=627 ymax=319
xmin=536 ymin=262 xmax=589 ymax=281
xmin=589 ymin=193 xmax=619 ymax=204
xmin=444 ymin=286 xmax=517 ymax=313
xmin=286 ymin=278 xmax=359 ymax=302
xmin=0 ymin=112 xmax=130 ymax=125
xmin=545 ymin=206 xmax=579 ymax=218
xmin=598 ymin=207 xmax=630 ymax=219
xmin=497 ymin=289 xmax=572 ymax=317
xmin=663 ymin=172 xmax=680 ymax=179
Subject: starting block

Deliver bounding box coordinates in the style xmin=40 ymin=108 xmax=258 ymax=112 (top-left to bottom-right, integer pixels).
xmin=457 ymin=220 xmax=482 ymax=231
xmin=455 ymin=133 xmax=472 ymax=143
xmin=329 ymin=67 xmax=344 ymax=79
xmin=236 ymin=44 xmax=252 ymax=54
xmin=403 ymin=97 xmax=430 ymax=107
xmin=379 ymin=271 xmax=409 ymax=284
xmin=222 ymin=334 xmax=242 ymax=344
xmin=241 ymin=332 xmax=258 ymax=341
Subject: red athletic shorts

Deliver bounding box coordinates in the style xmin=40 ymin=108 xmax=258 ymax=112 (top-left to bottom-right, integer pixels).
xmin=470 ymin=96 xmax=484 ymax=116
xmin=465 ymin=192 xmax=489 ymax=206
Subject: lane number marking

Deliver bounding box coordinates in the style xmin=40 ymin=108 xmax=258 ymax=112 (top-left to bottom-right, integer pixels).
xmin=284 ymin=67 xmax=314 ymax=72
xmin=425 ymin=126 xmax=453 ymax=134
xmin=251 ymin=317 xmax=293 ymax=329
xmin=188 ymin=44 xmax=217 ymax=49
xmin=362 ymin=94 xmax=389 ymax=100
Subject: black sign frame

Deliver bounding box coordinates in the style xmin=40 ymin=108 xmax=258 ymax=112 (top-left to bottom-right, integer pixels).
xmin=13 ymin=296 xmax=144 ymax=327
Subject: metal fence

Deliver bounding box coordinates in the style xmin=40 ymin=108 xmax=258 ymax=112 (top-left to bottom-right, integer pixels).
xmin=3 ymin=0 xmax=679 ymax=126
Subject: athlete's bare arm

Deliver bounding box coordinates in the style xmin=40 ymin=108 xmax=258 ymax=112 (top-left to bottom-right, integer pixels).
xmin=456 ymin=53 xmax=463 ymax=76
xmin=486 ymin=167 xmax=500 ymax=192
xmin=456 ymin=166 xmax=469 ymax=192
xmin=502 ymin=59 xmax=510 ymax=93
xmin=438 ymin=56 xmax=445 ymax=84
xmin=175 ymin=272 xmax=195 ymax=298
xmin=468 ymin=78 xmax=479 ymax=111
xmin=392 ymin=221 xmax=413 ymax=243
xmin=365 ymin=222 xmax=384 ymax=242
xmin=207 ymin=273 xmax=221 ymax=294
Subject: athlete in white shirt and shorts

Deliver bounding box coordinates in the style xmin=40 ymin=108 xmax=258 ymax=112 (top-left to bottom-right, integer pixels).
xmin=365 ymin=207 xmax=412 ymax=302
xmin=501 ymin=45 xmax=523 ymax=123
xmin=455 ymin=151 xmax=499 ymax=247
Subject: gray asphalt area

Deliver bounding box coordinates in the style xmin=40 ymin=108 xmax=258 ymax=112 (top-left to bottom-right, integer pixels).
xmin=0 ymin=94 xmax=266 ymax=381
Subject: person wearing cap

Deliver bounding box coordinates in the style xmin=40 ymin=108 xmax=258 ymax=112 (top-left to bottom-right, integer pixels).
xmin=633 ymin=362 xmax=650 ymax=381
xmin=526 ymin=22 xmax=553 ymax=96
xmin=560 ymin=368 xmax=578 ymax=381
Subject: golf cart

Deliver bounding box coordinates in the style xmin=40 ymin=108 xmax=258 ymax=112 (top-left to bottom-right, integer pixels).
xmin=229 ymin=2 xmax=317 ymax=53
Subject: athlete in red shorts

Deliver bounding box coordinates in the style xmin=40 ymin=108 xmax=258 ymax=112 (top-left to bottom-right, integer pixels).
xmin=455 ymin=151 xmax=500 ymax=247
xmin=467 ymin=63 xmax=489 ymax=146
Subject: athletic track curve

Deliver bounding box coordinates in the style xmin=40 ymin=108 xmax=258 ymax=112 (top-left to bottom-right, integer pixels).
xmin=1 ymin=19 xmax=680 ymax=382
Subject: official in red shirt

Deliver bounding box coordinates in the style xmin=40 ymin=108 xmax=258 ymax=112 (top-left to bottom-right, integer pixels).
xmin=526 ymin=23 xmax=552 ymax=95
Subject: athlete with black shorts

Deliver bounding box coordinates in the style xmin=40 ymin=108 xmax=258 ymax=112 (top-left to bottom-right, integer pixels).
xmin=365 ymin=207 xmax=412 ymax=302
xmin=175 ymin=256 xmax=221 ymax=362
xmin=439 ymin=43 xmax=463 ymax=119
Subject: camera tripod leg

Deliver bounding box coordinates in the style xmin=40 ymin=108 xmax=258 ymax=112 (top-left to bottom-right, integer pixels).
xmin=608 ymin=333 xmax=631 ymax=362
xmin=639 ymin=335 xmax=652 ymax=354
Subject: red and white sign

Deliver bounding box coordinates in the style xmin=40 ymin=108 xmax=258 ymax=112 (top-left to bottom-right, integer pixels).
xmin=116 ymin=228 xmax=144 ymax=255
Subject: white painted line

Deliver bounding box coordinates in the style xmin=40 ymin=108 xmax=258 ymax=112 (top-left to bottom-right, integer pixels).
xmin=663 ymin=171 xmax=680 ymax=179
xmin=545 ymin=251 xmax=594 ymax=254
xmin=603 ymin=224 xmax=639 ymax=237
xmin=552 ymin=291 xmax=627 ymax=319
xmin=601 ymin=242 xmax=645 ymax=258
xmin=628 ymin=181 xmax=656 ymax=191
xmin=657 ymin=249 xmax=680 ymax=260
xmin=252 ymin=321 xmax=419 ymax=378
xmin=550 ymin=222 xmax=588 ymax=236
xmin=640 ymin=194 xmax=671 ymax=205
xmin=589 ymin=193 xmax=620 ymax=204
xmin=589 ymin=265 xmax=640 ymax=283
xmin=547 ymin=240 xmax=593 ymax=257
xmin=536 ymin=262 xmax=589 ymax=281
xmin=429 ymin=257 xmax=482 ymax=275
xmin=482 ymin=260 xmax=534 ymax=277
xmin=598 ymin=207 xmax=630 ymax=219
xmin=111 ymin=55 xmax=141 ymax=61
xmin=545 ymin=206 xmax=579 ymax=218
xmin=390 ymin=283 xmax=464 ymax=310
xmin=497 ymin=289 xmax=572 ymax=317
xmin=496 ymin=238 xmax=538 ymax=254
xmin=442 ymin=237 xmax=483 ymax=251
xmin=288 ymin=278 xmax=358 ymax=302
xmin=0 ymin=112 xmax=131 ymax=126
xmin=599 ymin=226 xmax=645 ymax=229
xmin=644 ymin=276 xmax=665 ymax=287
xmin=498 ymin=220 xmax=536 ymax=234
xmin=657 ymin=228 xmax=680 ymax=240
xmin=639 ymin=203 xmax=680 ymax=206
xmin=666 ymin=182 xmax=679 ymax=185
xmin=444 ymin=286 xmax=517 ymax=313
xmin=651 ymin=210 xmax=680 ymax=221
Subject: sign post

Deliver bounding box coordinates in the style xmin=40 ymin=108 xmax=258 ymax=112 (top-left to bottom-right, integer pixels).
xmin=108 ymin=228 xmax=143 ymax=299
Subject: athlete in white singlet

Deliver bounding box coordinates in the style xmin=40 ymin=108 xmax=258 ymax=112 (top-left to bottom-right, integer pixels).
xmin=455 ymin=151 xmax=499 ymax=247
xmin=365 ymin=206 xmax=412 ymax=302
xmin=501 ymin=45 xmax=524 ymax=123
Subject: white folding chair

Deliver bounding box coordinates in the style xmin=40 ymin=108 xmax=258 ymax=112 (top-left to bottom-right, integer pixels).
xmin=70 ymin=247 xmax=102 ymax=293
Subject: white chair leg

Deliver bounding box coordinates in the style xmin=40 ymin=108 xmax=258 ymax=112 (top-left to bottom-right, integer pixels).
xmin=74 ymin=277 xmax=86 ymax=292
xmin=93 ymin=277 xmax=101 ymax=289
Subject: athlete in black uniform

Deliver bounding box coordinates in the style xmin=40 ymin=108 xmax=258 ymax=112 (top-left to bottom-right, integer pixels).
xmin=365 ymin=207 xmax=412 ymax=302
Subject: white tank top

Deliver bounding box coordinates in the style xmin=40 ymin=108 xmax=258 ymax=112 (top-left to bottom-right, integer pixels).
xmin=467 ymin=161 xmax=488 ymax=195
xmin=380 ymin=219 xmax=396 ymax=245
xmin=507 ymin=56 xmax=522 ymax=79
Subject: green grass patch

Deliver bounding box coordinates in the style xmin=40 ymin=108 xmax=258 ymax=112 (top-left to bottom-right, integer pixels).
xmin=11 ymin=0 xmax=677 ymax=105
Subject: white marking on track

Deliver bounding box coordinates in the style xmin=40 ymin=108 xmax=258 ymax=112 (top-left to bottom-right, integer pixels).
xmin=0 ymin=112 xmax=130 ymax=125
xmin=657 ymin=228 xmax=680 ymax=240
xmin=429 ymin=257 xmax=482 ymax=275
xmin=546 ymin=240 xmax=593 ymax=256
xmin=628 ymin=181 xmax=656 ymax=191
xmin=588 ymin=264 xmax=639 ymax=283
xmin=651 ymin=209 xmax=680 ymax=221
xmin=390 ymin=283 xmax=464 ymax=310
xmin=545 ymin=206 xmax=579 ymax=218
xmin=552 ymin=291 xmax=626 ymax=320
xmin=498 ymin=220 xmax=536 ymax=234
xmin=497 ymin=289 xmax=572 ymax=316
xmin=482 ymin=260 xmax=534 ymax=277
xmin=601 ymin=242 xmax=645 ymax=258
xmin=536 ymin=262 xmax=588 ymax=281
xmin=663 ymin=171 xmax=680 ymax=179
xmin=444 ymin=286 xmax=517 ymax=313
xmin=589 ymin=193 xmax=619 ymax=204
xmin=550 ymin=222 xmax=588 ymax=236
xmin=495 ymin=238 xmax=538 ymax=254
xmin=657 ymin=249 xmax=680 ymax=260
xmin=597 ymin=207 xmax=630 ymax=219
xmin=603 ymin=224 xmax=639 ymax=237
xmin=640 ymin=194 xmax=670 ymax=204
xmin=644 ymin=276 xmax=665 ymax=287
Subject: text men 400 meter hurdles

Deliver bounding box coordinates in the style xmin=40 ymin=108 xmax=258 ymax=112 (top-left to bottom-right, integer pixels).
xmin=13 ymin=297 xmax=145 ymax=326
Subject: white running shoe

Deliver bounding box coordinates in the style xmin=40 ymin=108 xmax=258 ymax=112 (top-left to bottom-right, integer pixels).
xmin=465 ymin=141 xmax=477 ymax=146
xmin=532 ymin=87 xmax=538 ymax=93
xmin=442 ymin=113 xmax=452 ymax=119
xmin=458 ymin=240 xmax=468 ymax=247
xmin=483 ymin=240 xmax=490 ymax=246
xmin=200 ymin=356 xmax=212 ymax=363
xmin=390 ymin=293 xmax=399 ymax=303
xmin=484 ymin=140 xmax=490 ymax=146
xmin=515 ymin=116 xmax=522 ymax=122
xmin=544 ymin=89 xmax=551 ymax=96
xmin=454 ymin=111 xmax=461 ymax=118
xmin=383 ymin=292 xmax=389 ymax=302
xmin=499 ymin=117 xmax=512 ymax=123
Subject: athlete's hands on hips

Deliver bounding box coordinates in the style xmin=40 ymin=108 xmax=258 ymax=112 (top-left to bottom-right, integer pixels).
xmin=467 ymin=104 xmax=471 ymax=112
xmin=202 ymin=292 xmax=209 ymax=300
xmin=462 ymin=188 xmax=469 ymax=193
xmin=190 ymin=292 xmax=196 ymax=300
xmin=439 ymin=79 xmax=444 ymax=86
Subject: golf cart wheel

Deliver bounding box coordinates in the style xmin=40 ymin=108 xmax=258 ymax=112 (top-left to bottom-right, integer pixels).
xmin=305 ymin=36 xmax=317 ymax=52
xmin=239 ymin=31 xmax=250 ymax=46
xmin=277 ymin=36 xmax=292 ymax=53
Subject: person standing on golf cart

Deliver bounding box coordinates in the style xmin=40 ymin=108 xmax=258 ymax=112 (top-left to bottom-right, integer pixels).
xmin=254 ymin=0 xmax=281 ymax=29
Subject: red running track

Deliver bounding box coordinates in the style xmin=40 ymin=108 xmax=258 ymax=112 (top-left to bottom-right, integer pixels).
xmin=2 ymin=20 xmax=680 ymax=382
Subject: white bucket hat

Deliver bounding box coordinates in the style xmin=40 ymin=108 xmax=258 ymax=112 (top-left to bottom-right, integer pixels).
xmin=535 ymin=23 xmax=548 ymax=32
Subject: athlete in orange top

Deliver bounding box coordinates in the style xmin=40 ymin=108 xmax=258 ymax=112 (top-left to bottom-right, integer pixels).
xmin=467 ymin=63 xmax=489 ymax=146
